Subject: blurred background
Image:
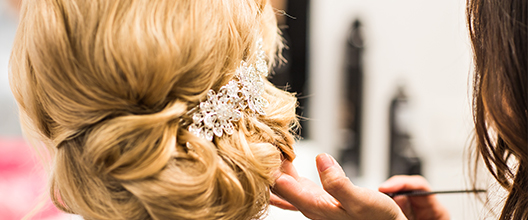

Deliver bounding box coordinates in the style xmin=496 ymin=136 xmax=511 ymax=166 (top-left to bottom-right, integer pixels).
xmin=0 ymin=0 xmax=489 ymax=219
xmin=267 ymin=0 xmax=488 ymax=219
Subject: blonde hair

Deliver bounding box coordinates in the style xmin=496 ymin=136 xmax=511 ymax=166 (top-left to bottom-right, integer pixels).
xmin=10 ymin=0 xmax=297 ymax=219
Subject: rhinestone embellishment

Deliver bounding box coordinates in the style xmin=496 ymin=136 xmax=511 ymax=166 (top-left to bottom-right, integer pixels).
xmin=187 ymin=38 xmax=269 ymax=141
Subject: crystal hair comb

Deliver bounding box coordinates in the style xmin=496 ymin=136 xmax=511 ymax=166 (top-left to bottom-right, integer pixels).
xmin=187 ymin=38 xmax=269 ymax=141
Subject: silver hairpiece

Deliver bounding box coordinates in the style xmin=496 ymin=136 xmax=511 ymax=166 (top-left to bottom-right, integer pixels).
xmin=187 ymin=38 xmax=269 ymax=141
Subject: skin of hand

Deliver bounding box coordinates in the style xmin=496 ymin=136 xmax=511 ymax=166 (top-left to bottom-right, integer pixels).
xmin=378 ymin=176 xmax=450 ymax=220
xmin=271 ymin=153 xmax=407 ymax=220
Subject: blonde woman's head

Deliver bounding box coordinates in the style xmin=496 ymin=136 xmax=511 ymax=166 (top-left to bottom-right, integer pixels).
xmin=10 ymin=0 xmax=297 ymax=219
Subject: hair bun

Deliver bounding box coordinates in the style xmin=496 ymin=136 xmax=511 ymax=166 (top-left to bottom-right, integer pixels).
xmin=84 ymin=101 xmax=187 ymax=180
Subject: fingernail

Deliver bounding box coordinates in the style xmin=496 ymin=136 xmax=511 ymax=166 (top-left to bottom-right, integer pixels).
xmin=317 ymin=153 xmax=335 ymax=172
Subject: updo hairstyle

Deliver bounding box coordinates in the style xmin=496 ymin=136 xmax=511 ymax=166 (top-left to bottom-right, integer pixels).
xmin=9 ymin=0 xmax=297 ymax=219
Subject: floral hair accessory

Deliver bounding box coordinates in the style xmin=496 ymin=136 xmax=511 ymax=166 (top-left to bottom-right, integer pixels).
xmin=187 ymin=38 xmax=269 ymax=141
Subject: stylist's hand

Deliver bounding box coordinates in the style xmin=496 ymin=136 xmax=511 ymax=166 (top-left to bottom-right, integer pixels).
xmin=378 ymin=176 xmax=450 ymax=220
xmin=271 ymin=153 xmax=407 ymax=220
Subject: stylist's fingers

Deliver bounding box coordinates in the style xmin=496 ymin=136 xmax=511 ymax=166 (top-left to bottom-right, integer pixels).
xmin=316 ymin=154 xmax=405 ymax=220
xmin=272 ymin=174 xmax=311 ymax=210
xmin=378 ymin=175 xmax=431 ymax=193
xmin=273 ymin=174 xmax=323 ymax=211
xmin=316 ymin=154 xmax=357 ymax=207
xmin=379 ymin=175 xmax=450 ymax=220
xmin=280 ymin=160 xmax=300 ymax=179
xmin=273 ymin=173 xmax=348 ymax=219
xmin=378 ymin=175 xmax=433 ymax=209
xmin=379 ymin=175 xmax=437 ymax=210
xmin=392 ymin=196 xmax=414 ymax=220
xmin=270 ymin=192 xmax=297 ymax=211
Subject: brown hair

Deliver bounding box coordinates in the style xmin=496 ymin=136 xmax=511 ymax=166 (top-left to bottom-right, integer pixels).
xmin=10 ymin=0 xmax=297 ymax=219
xmin=467 ymin=0 xmax=528 ymax=219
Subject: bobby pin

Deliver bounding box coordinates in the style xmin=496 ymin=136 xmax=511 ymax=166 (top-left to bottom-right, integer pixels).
xmin=385 ymin=189 xmax=487 ymax=198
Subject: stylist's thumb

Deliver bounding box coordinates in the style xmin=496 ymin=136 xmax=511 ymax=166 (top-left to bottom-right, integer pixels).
xmin=316 ymin=153 xmax=357 ymax=207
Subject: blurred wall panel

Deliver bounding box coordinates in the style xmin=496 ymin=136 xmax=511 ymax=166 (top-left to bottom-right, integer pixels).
xmin=308 ymin=0 xmax=482 ymax=219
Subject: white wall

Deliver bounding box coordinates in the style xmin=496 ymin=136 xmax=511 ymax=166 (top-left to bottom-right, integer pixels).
xmin=305 ymin=0 xmax=484 ymax=219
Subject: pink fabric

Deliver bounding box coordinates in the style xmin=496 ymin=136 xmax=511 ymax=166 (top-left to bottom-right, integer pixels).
xmin=0 ymin=138 xmax=63 ymax=220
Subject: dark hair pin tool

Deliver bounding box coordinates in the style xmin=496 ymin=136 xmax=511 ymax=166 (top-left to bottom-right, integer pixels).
xmin=385 ymin=189 xmax=487 ymax=198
